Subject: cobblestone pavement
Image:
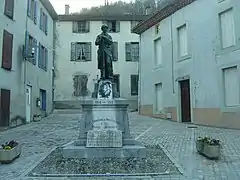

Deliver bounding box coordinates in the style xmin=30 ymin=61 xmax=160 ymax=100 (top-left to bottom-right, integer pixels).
xmin=1 ymin=112 xmax=240 ymax=180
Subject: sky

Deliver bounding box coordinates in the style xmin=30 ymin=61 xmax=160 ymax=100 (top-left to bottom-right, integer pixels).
xmin=49 ymin=0 xmax=132 ymax=14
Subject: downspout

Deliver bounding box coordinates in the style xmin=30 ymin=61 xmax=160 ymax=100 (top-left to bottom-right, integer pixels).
xmin=138 ymin=34 xmax=141 ymax=114
xmin=170 ymin=16 xmax=175 ymax=93
xmin=24 ymin=7 xmax=29 ymax=89
xmin=52 ymin=21 xmax=57 ymax=112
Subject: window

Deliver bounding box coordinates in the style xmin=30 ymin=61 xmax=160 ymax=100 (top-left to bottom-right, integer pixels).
xmin=155 ymin=83 xmax=163 ymax=112
xmin=4 ymin=0 xmax=14 ymax=19
xmin=2 ymin=30 xmax=13 ymax=70
xmin=73 ymin=74 xmax=89 ymax=96
xmin=71 ymin=42 xmax=91 ymax=61
xmin=72 ymin=21 xmax=90 ymax=33
xmin=223 ymin=66 xmax=239 ymax=107
xmin=177 ymin=24 xmax=188 ymax=57
xmin=102 ymin=21 xmax=120 ymax=33
xmin=112 ymin=42 xmax=118 ymax=61
xmin=25 ymin=31 xmax=37 ymax=64
xmin=125 ymin=42 xmax=139 ymax=61
xmin=38 ymin=43 xmax=48 ymax=71
xmin=40 ymin=8 xmax=48 ymax=35
xmin=131 ymin=21 xmax=139 ymax=32
xmin=154 ymin=38 xmax=162 ymax=66
xmin=219 ymin=9 xmax=235 ymax=48
xmin=131 ymin=75 xmax=139 ymax=96
xmin=27 ymin=0 xmax=37 ymax=24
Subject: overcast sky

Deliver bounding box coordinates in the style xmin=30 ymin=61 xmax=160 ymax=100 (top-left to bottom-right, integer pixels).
xmin=49 ymin=0 xmax=132 ymax=14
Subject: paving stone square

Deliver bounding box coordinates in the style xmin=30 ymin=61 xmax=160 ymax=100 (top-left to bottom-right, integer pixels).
xmin=1 ymin=112 xmax=240 ymax=180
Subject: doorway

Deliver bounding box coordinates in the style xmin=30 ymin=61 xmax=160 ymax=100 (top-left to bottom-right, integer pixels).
xmin=25 ymin=86 xmax=31 ymax=123
xmin=40 ymin=89 xmax=47 ymax=112
xmin=0 ymin=89 xmax=10 ymax=126
xmin=179 ymin=79 xmax=191 ymax=123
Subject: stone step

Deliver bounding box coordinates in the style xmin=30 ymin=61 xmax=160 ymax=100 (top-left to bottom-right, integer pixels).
xmin=53 ymin=109 xmax=82 ymax=114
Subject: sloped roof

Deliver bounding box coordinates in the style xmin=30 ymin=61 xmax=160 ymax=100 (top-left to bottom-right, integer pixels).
xmin=58 ymin=14 xmax=150 ymax=21
xmin=40 ymin=0 xmax=58 ymax=20
xmin=133 ymin=0 xmax=197 ymax=34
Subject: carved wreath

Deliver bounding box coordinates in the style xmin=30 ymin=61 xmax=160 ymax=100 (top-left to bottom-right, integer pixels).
xmin=99 ymin=81 xmax=112 ymax=98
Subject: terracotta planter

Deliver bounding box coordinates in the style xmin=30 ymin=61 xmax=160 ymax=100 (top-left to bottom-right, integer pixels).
xmin=196 ymin=140 xmax=204 ymax=153
xmin=202 ymin=143 xmax=220 ymax=159
xmin=0 ymin=144 xmax=22 ymax=164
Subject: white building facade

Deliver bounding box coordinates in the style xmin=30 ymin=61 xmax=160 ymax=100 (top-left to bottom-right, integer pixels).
xmin=54 ymin=13 xmax=148 ymax=109
xmin=134 ymin=0 xmax=240 ymax=129
xmin=0 ymin=0 xmax=57 ymax=127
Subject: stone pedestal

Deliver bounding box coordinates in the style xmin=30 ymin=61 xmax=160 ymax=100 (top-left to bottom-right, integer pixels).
xmin=63 ymin=80 xmax=146 ymax=159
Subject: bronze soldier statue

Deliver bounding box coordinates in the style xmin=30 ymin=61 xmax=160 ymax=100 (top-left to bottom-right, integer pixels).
xmin=95 ymin=24 xmax=113 ymax=80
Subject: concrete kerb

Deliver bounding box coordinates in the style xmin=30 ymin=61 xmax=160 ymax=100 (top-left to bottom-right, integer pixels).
xmin=155 ymin=141 xmax=187 ymax=177
xmin=19 ymin=146 xmax=58 ymax=179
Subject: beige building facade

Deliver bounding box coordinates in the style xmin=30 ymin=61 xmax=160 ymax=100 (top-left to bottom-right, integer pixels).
xmin=134 ymin=0 xmax=240 ymax=129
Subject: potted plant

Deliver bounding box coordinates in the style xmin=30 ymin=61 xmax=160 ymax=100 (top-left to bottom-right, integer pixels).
xmin=0 ymin=140 xmax=22 ymax=164
xmin=33 ymin=114 xmax=41 ymax=122
xmin=196 ymin=136 xmax=204 ymax=153
xmin=196 ymin=136 xmax=220 ymax=159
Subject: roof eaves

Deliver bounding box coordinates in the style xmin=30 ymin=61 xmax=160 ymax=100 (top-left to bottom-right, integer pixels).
xmin=133 ymin=0 xmax=196 ymax=34
xmin=40 ymin=0 xmax=58 ymax=20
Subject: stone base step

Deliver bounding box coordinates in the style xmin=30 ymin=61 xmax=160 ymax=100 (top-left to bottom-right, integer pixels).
xmin=63 ymin=143 xmax=146 ymax=159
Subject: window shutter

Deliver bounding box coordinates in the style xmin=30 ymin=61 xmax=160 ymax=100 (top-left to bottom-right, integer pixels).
xmin=85 ymin=42 xmax=91 ymax=61
xmin=45 ymin=15 xmax=48 ymax=35
xmin=125 ymin=42 xmax=131 ymax=61
xmin=32 ymin=38 xmax=37 ymax=65
xmin=45 ymin=48 xmax=48 ymax=70
xmin=34 ymin=0 xmax=37 ymax=24
xmin=2 ymin=30 xmax=13 ymax=70
xmin=112 ymin=42 xmax=118 ymax=61
xmin=40 ymin=8 xmax=43 ymax=29
xmin=38 ymin=42 xmax=42 ymax=67
xmin=71 ymin=42 xmax=76 ymax=61
xmin=24 ymin=31 xmax=29 ymax=58
xmin=27 ymin=0 xmax=31 ymax=17
xmin=72 ymin=22 xmax=78 ymax=33
xmin=116 ymin=21 xmax=120 ymax=32
xmin=5 ymin=0 xmax=14 ymax=18
xmin=86 ymin=21 xmax=90 ymax=32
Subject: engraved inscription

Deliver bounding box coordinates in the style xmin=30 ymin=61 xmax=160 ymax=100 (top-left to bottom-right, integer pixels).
xmin=93 ymin=100 xmax=114 ymax=104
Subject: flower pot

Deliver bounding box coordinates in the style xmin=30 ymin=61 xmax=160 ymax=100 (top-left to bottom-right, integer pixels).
xmin=196 ymin=140 xmax=204 ymax=153
xmin=0 ymin=144 xmax=22 ymax=164
xmin=202 ymin=143 xmax=220 ymax=159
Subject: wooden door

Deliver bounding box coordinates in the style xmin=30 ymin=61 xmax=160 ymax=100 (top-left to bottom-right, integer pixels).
xmin=0 ymin=89 xmax=10 ymax=126
xmin=180 ymin=80 xmax=191 ymax=122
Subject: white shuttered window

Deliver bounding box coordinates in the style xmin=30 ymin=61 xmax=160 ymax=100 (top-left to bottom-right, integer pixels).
xmin=154 ymin=38 xmax=162 ymax=66
xmin=177 ymin=25 xmax=188 ymax=57
xmin=220 ymin=9 xmax=236 ymax=48
xmin=223 ymin=66 xmax=239 ymax=106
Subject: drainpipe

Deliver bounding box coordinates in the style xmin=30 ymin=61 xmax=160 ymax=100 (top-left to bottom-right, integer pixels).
xmin=52 ymin=21 xmax=56 ymax=112
xmin=170 ymin=16 xmax=175 ymax=93
xmin=138 ymin=35 xmax=141 ymax=114
xmin=24 ymin=6 xmax=29 ymax=90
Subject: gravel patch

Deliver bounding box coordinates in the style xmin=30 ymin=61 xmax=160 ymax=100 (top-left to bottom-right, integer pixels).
xmin=28 ymin=145 xmax=180 ymax=177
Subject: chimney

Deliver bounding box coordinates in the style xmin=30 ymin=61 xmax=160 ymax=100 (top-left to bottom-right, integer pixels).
xmin=65 ymin=4 xmax=70 ymax=15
